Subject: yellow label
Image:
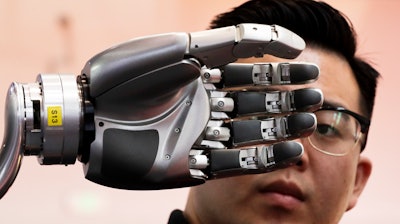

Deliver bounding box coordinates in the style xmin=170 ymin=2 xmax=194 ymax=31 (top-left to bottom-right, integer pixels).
xmin=47 ymin=106 xmax=62 ymax=126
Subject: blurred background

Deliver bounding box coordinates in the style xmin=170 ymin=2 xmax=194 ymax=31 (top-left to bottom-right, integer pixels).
xmin=0 ymin=0 xmax=398 ymax=223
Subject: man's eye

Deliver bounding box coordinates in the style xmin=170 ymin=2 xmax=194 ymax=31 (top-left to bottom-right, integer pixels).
xmin=316 ymin=124 xmax=338 ymax=137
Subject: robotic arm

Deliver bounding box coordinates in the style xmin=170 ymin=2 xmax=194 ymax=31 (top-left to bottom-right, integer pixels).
xmin=0 ymin=23 xmax=322 ymax=197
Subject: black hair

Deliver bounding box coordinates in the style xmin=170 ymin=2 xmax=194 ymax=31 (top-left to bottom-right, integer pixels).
xmin=210 ymin=0 xmax=379 ymax=119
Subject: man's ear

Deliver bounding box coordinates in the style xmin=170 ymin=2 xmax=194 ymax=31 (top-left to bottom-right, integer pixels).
xmin=346 ymin=156 xmax=372 ymax=211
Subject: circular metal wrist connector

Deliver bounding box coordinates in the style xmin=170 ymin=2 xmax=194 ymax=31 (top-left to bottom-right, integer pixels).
xmin=24 ymin=74 xmax=82 ymax=165
xmin=0 ymin=74 xmax=82 ymax=198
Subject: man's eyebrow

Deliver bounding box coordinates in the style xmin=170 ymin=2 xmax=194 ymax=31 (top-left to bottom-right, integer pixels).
xmin=321 ymin=100 xmax=344 ymax=109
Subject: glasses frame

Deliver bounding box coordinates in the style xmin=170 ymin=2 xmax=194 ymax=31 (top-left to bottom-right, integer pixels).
xmin=308 ymin=106 xmax=371 ymax=156
xmin=318 ymin=107 xmax=370 ymax=133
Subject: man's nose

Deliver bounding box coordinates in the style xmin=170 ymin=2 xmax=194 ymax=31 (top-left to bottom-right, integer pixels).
xmin=294 ymin=138 xmax=310 ymax=169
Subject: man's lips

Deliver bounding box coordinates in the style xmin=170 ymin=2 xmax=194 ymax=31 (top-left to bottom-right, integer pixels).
xmin=258 ymin=181 xmax=305 ymax=209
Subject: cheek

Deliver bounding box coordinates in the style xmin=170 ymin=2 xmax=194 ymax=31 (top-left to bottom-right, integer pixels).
xmin=309 ymin=152 xmax=358 ymax=202
xmin=197 ymin=175 xmax=255 ymax=202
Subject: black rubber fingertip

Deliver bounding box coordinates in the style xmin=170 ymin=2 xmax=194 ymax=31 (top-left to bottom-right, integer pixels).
xmin=289 ymin=63 xmax=319 ymax=83
xmin=293 ymin=89 xmax=322 ymax=110
xmin=287 ymin=113 xmax=316 ymax=135
xmin=272 ymin=141 xmax=303 ymax=163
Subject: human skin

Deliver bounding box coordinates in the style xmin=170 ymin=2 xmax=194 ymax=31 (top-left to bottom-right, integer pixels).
xmin=184 ymin=47 xmax=372 ymax=224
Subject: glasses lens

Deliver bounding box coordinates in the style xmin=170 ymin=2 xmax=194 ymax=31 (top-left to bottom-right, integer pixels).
xmin=308 ymin=110 xmax=362 ymax=156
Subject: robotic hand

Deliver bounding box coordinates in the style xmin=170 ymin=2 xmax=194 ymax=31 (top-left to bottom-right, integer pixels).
xmin=0 ymin=23 xmax=322 ymax=197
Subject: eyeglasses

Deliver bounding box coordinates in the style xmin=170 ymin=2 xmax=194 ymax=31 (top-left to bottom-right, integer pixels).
xmin=307 ymin=107 xmax=370 ymax=156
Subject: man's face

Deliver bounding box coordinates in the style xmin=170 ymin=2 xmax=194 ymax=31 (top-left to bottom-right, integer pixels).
xmin=185 ymin=48 xmax=372 ymax=224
